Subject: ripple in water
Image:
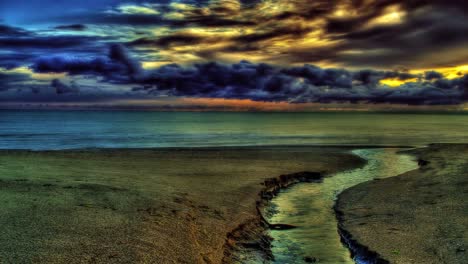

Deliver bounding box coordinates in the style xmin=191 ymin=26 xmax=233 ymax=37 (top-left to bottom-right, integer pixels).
xmin=267 ymin=148 xmax=419 ymax=264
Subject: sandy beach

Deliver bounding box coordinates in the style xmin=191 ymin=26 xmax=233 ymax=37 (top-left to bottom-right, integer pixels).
xmin=335 ymin=144 xmax=468 ymax=264
xmin=1 ymin=144 xmax=466 ymax=263
xmin=0 ymin=146 xmax=363 ymax=263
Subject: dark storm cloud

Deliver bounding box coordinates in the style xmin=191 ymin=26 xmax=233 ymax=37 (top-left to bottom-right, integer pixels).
xmin=0 ymin=72 xmax=32 ymax=91
xmin=0 ymin=24 xmax=30 ymax=36
xmin=77 ymin=13 xmax=166 ymax=26
xmin=425 ymin=71 xmax=444 ymax=80
xmin=132 ymin=61 xmax=466 ymax=105
xmin=330 ymin=11 xmax=468 ymax=67
xmin=54 ymin=24 xmax=87 ymax=31
xmin=0 ymin=53 xmax=34 ymax=69
xmin=51 ymin=79 xmax=80 ymax=94
xmin=0 ymin=72 xmax=54 ymax=100
xmin=32 ymin=44 xmax=143 ymax=83
xmin=173 ymin=17 xmax=255 ymax=27
xmin=30 ymin=45 xmax=466 ymax=105
xmin=32 ymin=56 xmax=114 ymax=74
xmin=102 ymin=0 xmax=467 ymax=69
xmin=232 ymin=24 xmax=312 ymax=43
xmin=283 ymin=0 xmax=468 ymax=68
xmin=129 ymin=34 xmax=214 ymax=48
xmin=0 ymin=24 xmax=108 ymax=67
xmin=0 ymin=35 xmax=102 ymax=49
xmin=108 ymin=44 xmax=143 ymax=77
xmin=50 ymin=6 xmax=253 ymax=28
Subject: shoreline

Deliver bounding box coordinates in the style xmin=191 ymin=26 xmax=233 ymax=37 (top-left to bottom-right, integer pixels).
xmin=0 ymin=144 xmax=417 ymax=153
xmin=222 ymin=156 xmax=368 ymax=263
xmin=334 ymin=144 xmax=468 ymax=263
xmin=222 ymin=171 xmax=329 ymax=263
xmin=334 ymin=206 xmax=392 ymax=264
xmin=333 ymin=148 xmax=421 ymax=264
xmin=332 ymin=148 xmax=426 ymax=264
xmin=224 ymin=146 xmax=416 ymax=263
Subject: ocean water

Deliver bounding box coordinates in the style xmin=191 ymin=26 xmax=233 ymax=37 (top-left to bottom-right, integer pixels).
xmin=0 ymin=111 xmax=468 ymax=150
xmin=267 ymin=148 xmax=419 ymax=264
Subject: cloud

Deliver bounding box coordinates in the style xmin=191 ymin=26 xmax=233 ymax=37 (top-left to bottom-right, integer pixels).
xmin=116 ymin=4 xmax=160 ymax=15
xmin=0 ymin=35 xmax=102 ymax=49
xmin=425 ymin=71 xmax=444 ymax=80
xmin=32 ymin=44 xmax=142 ymax=82
xmin=138 ymin=62 xmax=466 ymax=105
xmin=118 ymin=0 xmax=468 ymax=69
xmin=0 ymin=24 xmax=30 ymax=36
xmin=0 ymin=53 xmax=34 ymax=69
xmin=4 ymin=1 xmax=468 ymax=70
xmin=108 ymin=44 xmax=143 ymax=77
xmin=0 ymin=71 xmax=32 ymax=91
xmin=129 ymin=34 xmax=209 ymax=48
xmin=54 ymin=24 xmax=87 ymax=31
xmin=0 ymin=24 xmax=109 ymax=71
xmin=29 ymin=44 xmax=468 ymax=105
xmin=32 ymin=56 xmax=116 ymax=74
xmin=51 ymin=79 xmax=79 ymax=94
xmin=3 ymin=1 xmax=468 ymax=108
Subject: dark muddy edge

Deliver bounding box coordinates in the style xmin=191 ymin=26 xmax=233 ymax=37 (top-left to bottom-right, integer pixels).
xmin=222 ymin=171 xmax=325 ymax=263
xmin=333 ymin=150 xmax=428 ymax=264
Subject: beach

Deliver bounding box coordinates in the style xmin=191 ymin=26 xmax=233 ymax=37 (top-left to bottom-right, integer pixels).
xmin=335 ymin=144 xmax=468 ymax=263
xmin=0 ymin=144 xmax=466 ymax=263
xmin=0 ymin=146 xmax=363 ymax=263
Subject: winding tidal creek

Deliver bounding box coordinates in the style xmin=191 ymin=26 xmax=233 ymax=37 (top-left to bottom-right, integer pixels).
xmin=266 ymin=148 xmax=419 ymax=263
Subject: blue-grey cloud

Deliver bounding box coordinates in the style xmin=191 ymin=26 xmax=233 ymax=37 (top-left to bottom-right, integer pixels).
xmin=0 ymin=24 xmax=30 ymax=36
xmin=0 ymin=53 xmax=34 ymax=69
xmin=51 ymin=79 xmax=80 ymax=94
xmin=425 ymin=71 xmax=444 ymax=80
xmin=134 ymin=62 xmax=466 ymax=105
xmin=0 ymin=72 xmax=32 ymax=92
xmin=32 ymin=44 xmax=142 ymax=83
xmin=33 ymin=55 xmax=122 ymax=76
xmin=0 ymin=35 xmax=102 ymax=49
xmin=28 ymin=45 xmax=467 ymax=105
xmin=54 ymin=24 xmax=87 ymax=31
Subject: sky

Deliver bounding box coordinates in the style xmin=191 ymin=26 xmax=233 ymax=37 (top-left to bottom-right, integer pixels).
xmin=1 ymin=0 xmax=468 ymax=110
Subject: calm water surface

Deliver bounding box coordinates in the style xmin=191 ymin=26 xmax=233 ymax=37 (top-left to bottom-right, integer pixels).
xmin=1 ymin=111 xmax=468 ymax=149
xmin=267 ymin=148 xmax=419 ymax=263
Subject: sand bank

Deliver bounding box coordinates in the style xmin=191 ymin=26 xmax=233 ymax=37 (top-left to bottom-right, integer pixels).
xmin=335 ymin=144 xmax=468 ymax=263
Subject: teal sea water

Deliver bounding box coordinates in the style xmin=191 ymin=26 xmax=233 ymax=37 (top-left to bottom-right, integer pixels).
xmin=1 ymin=111 xmax=468 ymax=150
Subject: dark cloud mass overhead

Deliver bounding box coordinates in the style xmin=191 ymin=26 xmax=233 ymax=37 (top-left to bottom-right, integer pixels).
xmin=25 ymin=45 xmax=468 ymax=105
xmin=0 ymin=0 xmax=468 ymax=109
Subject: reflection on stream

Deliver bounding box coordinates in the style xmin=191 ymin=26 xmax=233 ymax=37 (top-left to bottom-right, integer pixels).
xmin=267 ymin=148 xmax=419 ymax=263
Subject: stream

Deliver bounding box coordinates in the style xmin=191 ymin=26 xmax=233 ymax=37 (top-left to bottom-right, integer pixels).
xmin=266 ymin=148 xmax=419 ymax=263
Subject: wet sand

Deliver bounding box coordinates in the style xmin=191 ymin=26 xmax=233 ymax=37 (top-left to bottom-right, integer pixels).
xmin=335 ymin=144 xmax=468 ymax=264
xmin=0 ymin=147 xmax=363 ymax=263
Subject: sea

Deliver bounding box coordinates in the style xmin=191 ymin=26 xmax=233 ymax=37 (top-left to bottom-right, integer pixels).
xmin=1 ymin=111 xmax=468 ymax=150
